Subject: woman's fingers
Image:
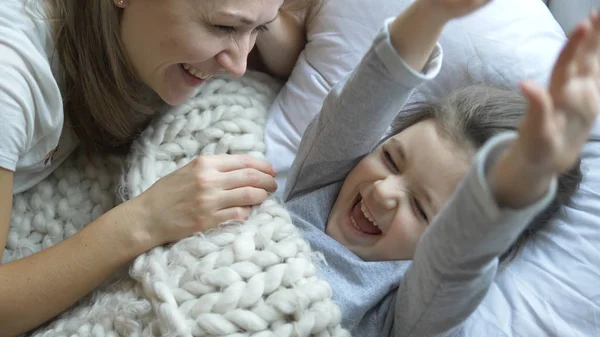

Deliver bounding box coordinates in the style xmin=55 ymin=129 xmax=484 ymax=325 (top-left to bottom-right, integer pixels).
xmin=213 ymin=207 xmax=253 ymax=224
xmin=218 ymin=187 xmax=270 ymax=210
xmin=220 ymin=168 xmax=278 ymax=192
xmin=207 ymin=154 xmax=276 ymax=176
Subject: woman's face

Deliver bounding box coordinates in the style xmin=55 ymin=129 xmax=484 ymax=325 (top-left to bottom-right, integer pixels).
xmin=117 ymin=0 xmax=283 ymax=105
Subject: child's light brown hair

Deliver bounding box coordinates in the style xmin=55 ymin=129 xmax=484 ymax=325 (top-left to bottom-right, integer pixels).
xmin=386 ymin=85 xmax=582 ymax=262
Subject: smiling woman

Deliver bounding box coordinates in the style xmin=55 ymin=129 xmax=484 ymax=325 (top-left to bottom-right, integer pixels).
xmin=118 ymin=0 xmax=284 ymax=105
xmin=47 ymin=0 xmax=293 ymax=153
xmin=0 ymin=0 xmax=310 ymax=335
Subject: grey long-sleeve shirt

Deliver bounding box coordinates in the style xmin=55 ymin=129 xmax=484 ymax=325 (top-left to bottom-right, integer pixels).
xmin=283 ymin=19 xmax=557 ymax=337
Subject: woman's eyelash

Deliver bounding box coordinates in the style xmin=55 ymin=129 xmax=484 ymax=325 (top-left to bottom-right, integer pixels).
xmin=215 ymin=25 xmax=235 ymax=33
xmin=255 ymin=25 xmax=270 ymax=33
xmin=214 ymin=25 xmax=270 ymax=34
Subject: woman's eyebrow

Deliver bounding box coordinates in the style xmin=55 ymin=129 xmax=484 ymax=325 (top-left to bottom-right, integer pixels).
xmin=217 ymin=12 xmax=278 ymax=25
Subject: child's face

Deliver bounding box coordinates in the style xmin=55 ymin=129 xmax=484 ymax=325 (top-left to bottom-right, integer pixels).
xmin=326 ymin=119 xmax=472 ymax=261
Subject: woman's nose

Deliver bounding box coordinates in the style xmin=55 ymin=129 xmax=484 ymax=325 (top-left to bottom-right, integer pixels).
xmin=371 ymin=178 xmax=400 ymax=210
xmin=216 ymin=33 xmax=255 ymax=77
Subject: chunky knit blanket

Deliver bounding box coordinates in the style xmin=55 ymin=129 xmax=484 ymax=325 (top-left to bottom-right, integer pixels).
xmin=6 ymin=72 xmax=349 ymax=337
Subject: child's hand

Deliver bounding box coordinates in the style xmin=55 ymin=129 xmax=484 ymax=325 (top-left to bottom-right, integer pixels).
xmin=517 ymin=11 xmax=600 ymax=175
xmin=490 ymin=11 xmax=600 ymax=208
xmin=390 ymin=0 xmax=491 ymax=72
xmin=419 ymin=0 xmax=492 ymax=20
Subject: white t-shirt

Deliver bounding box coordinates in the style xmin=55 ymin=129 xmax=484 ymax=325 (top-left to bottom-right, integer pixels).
xmin=0 ymin=0 xmax=79 ymax=194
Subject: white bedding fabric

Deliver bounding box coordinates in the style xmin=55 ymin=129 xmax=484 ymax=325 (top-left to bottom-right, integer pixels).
xmin=266 ymin=0 xmax=567 ymax=194
xmin=546 ymin=0 xmax=600 ymax=34
xmin=264 ymin=0 xmax=600 ymax=335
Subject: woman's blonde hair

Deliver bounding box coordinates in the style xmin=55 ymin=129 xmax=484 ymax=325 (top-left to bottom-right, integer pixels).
xmin=40 ymin=0 xmax=321 ymax=154
xmin=43 ymin=0 xmax=161 ymax=154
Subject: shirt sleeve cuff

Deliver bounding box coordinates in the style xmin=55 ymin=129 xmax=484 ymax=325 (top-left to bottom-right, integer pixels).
xmin=473 ymin=131 xmax=558 ymax=221
xmin=0 ymin=152 xmax=18 ymax=172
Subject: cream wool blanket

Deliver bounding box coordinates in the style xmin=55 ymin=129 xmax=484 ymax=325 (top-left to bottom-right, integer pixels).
xmin=6 ymin=73 xmax=349 ymax=337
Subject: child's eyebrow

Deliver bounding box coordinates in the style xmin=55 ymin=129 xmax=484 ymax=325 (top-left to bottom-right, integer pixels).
xmin=389 ymin=137 xmax=406 ymax=162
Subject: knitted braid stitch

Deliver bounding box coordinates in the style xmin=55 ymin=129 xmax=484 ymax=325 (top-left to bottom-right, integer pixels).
xmin=7 ymin=72 xmax=349 ymax=337
xmin=123 ymin=72 xmax=349 ymax=337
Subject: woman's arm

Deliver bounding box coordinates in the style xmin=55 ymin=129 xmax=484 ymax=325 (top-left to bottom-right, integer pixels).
xmin=0 ymin=169 xmax=12 ymax=262
xmin=251 ymin=8 xmax=307 ymax=79
xmin=0 ymin=152 xmax=278 ymax=336
xmin=0 ymin=167 xmax=152 ymax=336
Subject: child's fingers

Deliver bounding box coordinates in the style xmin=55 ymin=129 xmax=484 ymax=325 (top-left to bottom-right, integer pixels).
xmin=556 ymin=21 xmax=588 ymax=71
xmin=589 ymin=11 xmax=600 ymax=52
xmin=591 ymin=9 xmax=600 ymax=36
xmin=552 ymin=19 xmax=590 ymax=87
xmin=520 ymin=80 xmax=554 ymax=135
xmin=591 ymin=11 xmax=600 ymax=57
xmin=578 ymin=15 xmax=600 ymax=75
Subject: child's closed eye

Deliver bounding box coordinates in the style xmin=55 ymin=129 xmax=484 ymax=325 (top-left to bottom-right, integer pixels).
xmin=382 ymin=149 xmax=399 ymax=173
xmin=412 ymin=196 xmax=428 ymax=222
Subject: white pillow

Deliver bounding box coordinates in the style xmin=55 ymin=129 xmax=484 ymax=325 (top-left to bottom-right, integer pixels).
xmin=548 ymin=0 xmax=599 ymax=34
xmin=265 ymin=0 xmax=566 ymax=195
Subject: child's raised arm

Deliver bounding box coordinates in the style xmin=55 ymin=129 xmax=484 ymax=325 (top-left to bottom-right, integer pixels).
xmin=491 ymin=11 xmax=600 ymax=208
xmin=389 ymin=0 xmax=491 ymax=71
xmin=392 ymin=10 xmax=600 ymax=337
xmin=285 ymin=0 xmax=491 ymax=200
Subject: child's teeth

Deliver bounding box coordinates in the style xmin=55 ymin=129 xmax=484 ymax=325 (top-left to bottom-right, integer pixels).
xmin=350 ymin=215 xmax=361 ymax=231
xmin=360 ymin=200 xmax=379 ymax=227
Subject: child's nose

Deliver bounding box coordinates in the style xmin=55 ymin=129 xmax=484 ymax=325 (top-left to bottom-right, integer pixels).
xmin=372 ymin=178 xmax=399 ymax=210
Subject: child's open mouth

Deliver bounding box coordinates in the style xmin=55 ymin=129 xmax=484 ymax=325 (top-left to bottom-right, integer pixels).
xmin=349 ymin=195 xmax=382 ymax=235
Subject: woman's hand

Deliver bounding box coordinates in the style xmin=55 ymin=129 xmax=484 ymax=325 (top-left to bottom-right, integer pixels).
xmin=491 ymin=11 xmax=600 ymax=208
xmin=250 ymin=0 xmax=312 ymax=78
xmin=131 ymin=154 xmax=277 ymax=247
